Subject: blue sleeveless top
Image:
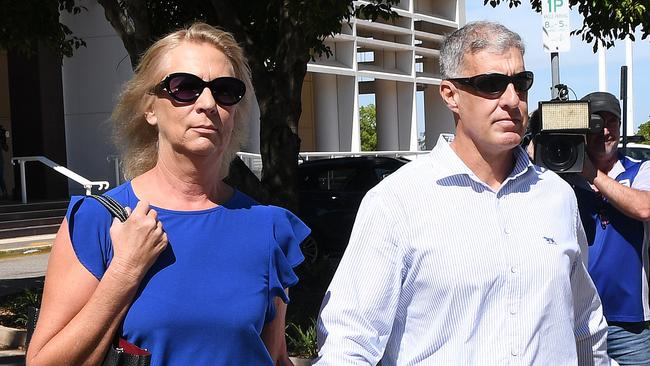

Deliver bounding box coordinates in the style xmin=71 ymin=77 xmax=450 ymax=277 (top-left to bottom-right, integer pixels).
xmin=65 ymin=182 xmax=310 ymax=365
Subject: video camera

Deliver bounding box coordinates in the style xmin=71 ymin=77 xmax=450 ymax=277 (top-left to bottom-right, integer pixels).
xmin=532 ymin=99 xmax=604 ymax=173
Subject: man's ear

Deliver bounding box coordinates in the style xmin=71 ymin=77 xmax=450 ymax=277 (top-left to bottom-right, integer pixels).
xmin=144 ymin=109 xmax=157 ymax=126
xmin=439 ymin=80 xmax=460 ymax=115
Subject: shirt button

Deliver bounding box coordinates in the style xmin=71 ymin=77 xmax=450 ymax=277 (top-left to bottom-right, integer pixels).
xmin=510 ymin=266 xmax=519 ymax=273
xmin=504 ymin=227 xmax=510 ymax=235
xmin=511 ymin=348 xmax=519 ymax=356
xmin=509 ymin=307 xmax=517 ymax=315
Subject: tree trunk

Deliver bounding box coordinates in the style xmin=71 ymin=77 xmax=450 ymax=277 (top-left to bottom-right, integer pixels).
xmin=254 ymin=61 xmax=307 ymax=213
xmin=97 ymin=0 xmax=152 ymax=67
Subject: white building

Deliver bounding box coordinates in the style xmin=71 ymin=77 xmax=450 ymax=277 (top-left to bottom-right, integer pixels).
xmin=0 ymin=0 xmax=463 ymax=198
xmin=299 ymin=0 xmax=463 ymax=153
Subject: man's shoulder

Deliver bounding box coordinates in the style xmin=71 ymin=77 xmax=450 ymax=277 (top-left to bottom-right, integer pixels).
xmin=375 ymin=154 xmax=437 ymax=188
xmin=638 ymin=159 xmax=650 ymax=173
xmin=528 ymin=164 xmax=578 ymax=195
xmin=628 ymin=159 xmax=650 ymax=189
xmin=363 ymin=154 xmax=437 ymax=204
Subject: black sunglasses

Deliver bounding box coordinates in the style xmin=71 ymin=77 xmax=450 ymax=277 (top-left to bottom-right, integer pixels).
xmin=152 ymin=72 xmax=246 ymax=106
xmin=447 ymin=71 xmax=534 ymax=95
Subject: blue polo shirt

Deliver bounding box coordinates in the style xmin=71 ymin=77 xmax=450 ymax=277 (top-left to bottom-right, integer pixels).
xmin=574 ymin=155 xmax=650 ymax=322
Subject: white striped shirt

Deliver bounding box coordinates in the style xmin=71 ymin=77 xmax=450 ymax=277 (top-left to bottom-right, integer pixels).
xmin=315 ymin=135 xmax=611 ymax=366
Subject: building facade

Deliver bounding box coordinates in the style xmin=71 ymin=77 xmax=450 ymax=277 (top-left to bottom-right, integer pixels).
xmin=1 ymin=0 xmax=464 ymax=197
xmin=299 ymin=0 xmax=463 ymax=153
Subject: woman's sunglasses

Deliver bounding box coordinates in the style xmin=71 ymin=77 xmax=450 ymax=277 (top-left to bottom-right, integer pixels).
xmin=152 ymin=72 xmax=246 ymax=106
xmin=447 ymin=71 xmax=534 ymax=95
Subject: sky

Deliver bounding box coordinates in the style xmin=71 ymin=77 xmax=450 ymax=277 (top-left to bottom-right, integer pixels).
xmin=466 ymin=2 xmax=650 ymax=133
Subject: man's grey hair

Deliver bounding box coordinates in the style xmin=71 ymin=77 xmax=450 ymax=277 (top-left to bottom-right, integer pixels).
xmin=440 ymin=21 xmax=525 ymax=79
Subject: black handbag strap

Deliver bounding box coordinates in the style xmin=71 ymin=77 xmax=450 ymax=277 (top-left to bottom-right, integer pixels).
xmin=87 ymin=194 xmax=129 ymax=222
xmin=87 ymin=195 xmax=151 ymax=366
xmin=28 ymin=195 xmax=150 ymax=366
xmin=27 ymin=194 xmax=127 ymax=348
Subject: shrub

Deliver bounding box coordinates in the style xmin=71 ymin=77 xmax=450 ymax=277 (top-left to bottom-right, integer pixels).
xmin=0 ymin=288 xmax=42 ymax=328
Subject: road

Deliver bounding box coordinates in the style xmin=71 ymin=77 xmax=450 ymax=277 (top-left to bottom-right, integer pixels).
xmin=0 ymin=253 xmax=48 ymax=297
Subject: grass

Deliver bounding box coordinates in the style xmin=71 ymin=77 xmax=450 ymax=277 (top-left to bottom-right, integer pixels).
xmin=286 ymin=319 xmax=318 ymax=359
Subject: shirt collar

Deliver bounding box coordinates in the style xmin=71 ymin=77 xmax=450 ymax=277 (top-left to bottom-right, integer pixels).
xmin=608 ymin=158 xmax=625 ymax=179
xmin=431 ymin=134 xmax=534 ymax=188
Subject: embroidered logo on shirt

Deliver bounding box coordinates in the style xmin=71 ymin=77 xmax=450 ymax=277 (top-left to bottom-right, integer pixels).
xmin=619 ymin=178 xmax=631 ymax=187
xmin=543 ymin=237 xmax=557 ymax=245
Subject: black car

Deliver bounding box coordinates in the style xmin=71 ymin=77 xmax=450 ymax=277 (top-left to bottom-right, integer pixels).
xmin=297 ymin=156 xmax=408 ymax=262
xmin=622 ymin=143 xmax=650 ymax=161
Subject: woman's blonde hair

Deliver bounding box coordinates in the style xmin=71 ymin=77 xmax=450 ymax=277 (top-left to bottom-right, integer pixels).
xmin=112 ymin=22 xmax=253 ymax=180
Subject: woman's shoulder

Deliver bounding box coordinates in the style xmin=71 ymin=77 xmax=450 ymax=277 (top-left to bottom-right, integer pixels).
xmin=66 ymin=181 xmax=133 ymax=217
xmin=226 ymin=190 xmax=298 ymax=218
xmin=103 ymin=181 xmax=135 ymax=204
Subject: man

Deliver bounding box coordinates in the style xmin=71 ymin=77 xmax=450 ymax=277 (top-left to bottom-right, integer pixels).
xmin=572 ymin=91 xmax=650 ymax=365
xmin=315 ymin=21 xmax=610 ymax=365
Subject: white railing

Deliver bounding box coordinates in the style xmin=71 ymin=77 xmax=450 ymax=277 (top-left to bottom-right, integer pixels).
xmin=11 ymin=156 xmax=110 ymax=203
xmin=297 ymin=150 xmax=429 ymax=161
xmin=237 ymin=152 xmax=264 ymax=179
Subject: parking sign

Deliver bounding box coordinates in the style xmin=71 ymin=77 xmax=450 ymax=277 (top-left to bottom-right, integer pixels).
xmin=542 ymin=0 xmax=571 ymax=52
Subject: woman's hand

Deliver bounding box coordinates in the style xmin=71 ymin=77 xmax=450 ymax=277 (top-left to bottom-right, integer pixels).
xmin=108 ymin=200 xmax=168 ymax=281
xmin=263 ymin=293 xmax=294 ymax=365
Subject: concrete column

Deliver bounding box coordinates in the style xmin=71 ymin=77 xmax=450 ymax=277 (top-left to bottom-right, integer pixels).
xmin=350 ymin=76 xmax=361 ymax=152
xmin=244 ymin=97 xmax=261 ymax=153
xmin=375 ymin=79 xmax=400 ymax=151
xmin=313 ymin=73 xmax=340 ymax=151
xmin=396 ymin=82 xmax=416 ymax=150
xmin=424 ymin=86 xmax=454 ymax=149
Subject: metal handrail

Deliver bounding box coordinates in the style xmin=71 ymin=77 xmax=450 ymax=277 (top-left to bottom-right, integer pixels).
xmin=297 ymin=150 xmax=430 ymax=161
xmin=11 ymin=156 xmax=110 ymax=203
xmin=107 ymin=155 xmax=123 ymax=187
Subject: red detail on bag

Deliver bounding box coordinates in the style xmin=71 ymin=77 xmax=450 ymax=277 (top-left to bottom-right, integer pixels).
xmin=118 ymin=338 xmax=151 ymax=356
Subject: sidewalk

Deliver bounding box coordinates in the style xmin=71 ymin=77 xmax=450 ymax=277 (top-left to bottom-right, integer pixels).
xmin=0 ymin=234 xmax=54 ymax=365
xmin=0 ymin=234 xmax=54 ymax=258
xmin=0 ymin=348 xmax=24 ymax=366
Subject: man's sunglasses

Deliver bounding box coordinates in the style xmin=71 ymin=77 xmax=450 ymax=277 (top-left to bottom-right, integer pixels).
xmin=152 ymin=72 xmax=246 ymax=106
xmin=447 ymin=71 xmax=534 ymax=95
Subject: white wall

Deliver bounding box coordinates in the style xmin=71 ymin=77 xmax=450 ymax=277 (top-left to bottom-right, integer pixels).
xmin=60 ymin=0 xmax=132 ymax=194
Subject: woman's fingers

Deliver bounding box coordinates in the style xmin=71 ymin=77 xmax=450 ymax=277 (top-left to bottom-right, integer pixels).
xmin=109 ymin=199 xmax=168 ymax=275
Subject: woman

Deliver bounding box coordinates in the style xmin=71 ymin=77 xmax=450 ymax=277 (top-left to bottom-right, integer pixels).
xmin=27 ymin=23 xmax=309 ymax=366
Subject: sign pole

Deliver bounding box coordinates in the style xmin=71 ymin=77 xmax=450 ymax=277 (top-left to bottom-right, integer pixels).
xmin=542 ymin=0 xmax=570 ymax=100
xmin=551 ymin=52 xmax=560 ymax=99
xmin=620 ymin=66 xmax=628 ymax=150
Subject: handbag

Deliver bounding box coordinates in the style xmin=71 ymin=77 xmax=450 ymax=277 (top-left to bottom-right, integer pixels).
xmin=26 ymin=194 xmax=152 ymax=366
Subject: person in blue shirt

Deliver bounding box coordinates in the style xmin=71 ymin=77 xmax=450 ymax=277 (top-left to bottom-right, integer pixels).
xmin=27 ymin=22 xmax=309 ymax=366
xmin=572 ymin=91 xmax=650 ymax=365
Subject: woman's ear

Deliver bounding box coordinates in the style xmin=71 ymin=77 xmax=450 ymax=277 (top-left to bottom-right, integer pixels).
xmin=144 ymin=109 xmax=157 ymax=126
xmin=439 ymin=80 xmax=461 ymax=115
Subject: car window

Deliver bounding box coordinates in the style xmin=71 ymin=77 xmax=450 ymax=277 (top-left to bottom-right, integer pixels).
xmin=303 ymin=168 xmax=358 ymax=191
xmin=374 ymin=167 xmax=398 ymax=181
xmin=624 ymin=146 xmax=650 ymax=161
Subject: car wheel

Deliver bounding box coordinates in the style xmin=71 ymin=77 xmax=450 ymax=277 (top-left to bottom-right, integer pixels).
xmin=301 ymin=236 xmax=319 ymax=264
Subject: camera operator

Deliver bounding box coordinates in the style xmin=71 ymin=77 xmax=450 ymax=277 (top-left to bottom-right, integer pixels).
xmin=570 ymin=91 xmax=650 ymax=365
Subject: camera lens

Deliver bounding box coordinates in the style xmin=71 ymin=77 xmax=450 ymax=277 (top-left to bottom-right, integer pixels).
xmin=541 ymin=135 xmax=578 ymax=172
